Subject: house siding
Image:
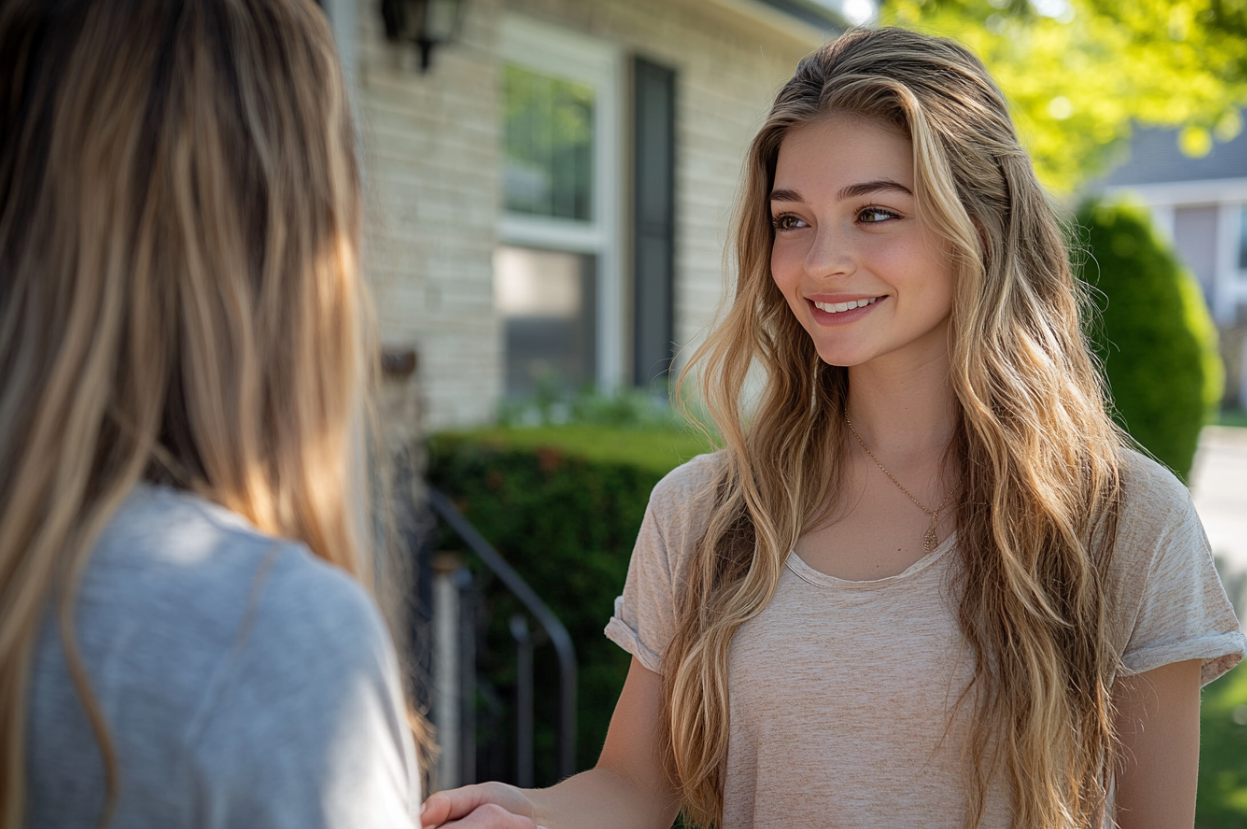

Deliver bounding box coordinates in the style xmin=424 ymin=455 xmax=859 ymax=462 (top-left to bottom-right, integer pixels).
xmin=356 ymin=0 xmax=505 ymax=429
xmin=351 ymin=0 xmax=823 ymax=429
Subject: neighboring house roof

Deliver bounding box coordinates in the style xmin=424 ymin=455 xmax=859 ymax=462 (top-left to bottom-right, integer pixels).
xmin=1101 ymin=115 xmax=1247 ymax=187
xmin=705 ymin=0 xmax=870 ymax=45
xmin=759 ymin=0 xmax=871 ymax=30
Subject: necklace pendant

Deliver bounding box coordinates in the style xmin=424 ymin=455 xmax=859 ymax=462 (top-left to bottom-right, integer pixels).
xmin=923 ymin=527 xmax=938 ymax=554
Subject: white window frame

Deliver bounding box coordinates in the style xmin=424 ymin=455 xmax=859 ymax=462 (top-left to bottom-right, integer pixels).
xmin=1217 ymin=201 xmax=1247 ymax=325
xmin=498 ymin=14 xmax=625 ymax=391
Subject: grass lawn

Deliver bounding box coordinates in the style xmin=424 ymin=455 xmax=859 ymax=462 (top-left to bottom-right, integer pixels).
xmin=1199 ymin=662 xmax=1247 ymax=826
xmin=1218 ymin=408 xmax=1247 ymax=429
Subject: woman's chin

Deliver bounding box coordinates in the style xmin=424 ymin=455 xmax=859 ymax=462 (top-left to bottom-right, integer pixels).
xmin=813 ymin=346 xmax=870 ymax=369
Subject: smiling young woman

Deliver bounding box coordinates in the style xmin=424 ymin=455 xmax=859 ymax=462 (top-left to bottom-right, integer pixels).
xmin=420 ymin=27 xmax=1245 ymax=829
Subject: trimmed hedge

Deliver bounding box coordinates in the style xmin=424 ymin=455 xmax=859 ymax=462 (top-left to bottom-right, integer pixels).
xmin=1075 ymin=199 xmax=1223 ymax=480
xmin=426 ymin=426 xmax=710 ymax=783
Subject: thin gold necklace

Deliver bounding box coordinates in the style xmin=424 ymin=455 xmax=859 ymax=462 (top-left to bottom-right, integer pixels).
xmin=844 ymin=412 xmax=956 ymax=554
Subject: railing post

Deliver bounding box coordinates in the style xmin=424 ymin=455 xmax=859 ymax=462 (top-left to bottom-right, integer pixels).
xmin=510 ymin=614 xmax=535 ymax=788
xmin=432 ymin=553 xmax=464 ymax=790
xmin=455 ymin=563 xmax=477 ymax=786
xmin=427 ymin=487 xmax=578 ymax=783
xmin=558 ymin=647 xmax=576 ymax=780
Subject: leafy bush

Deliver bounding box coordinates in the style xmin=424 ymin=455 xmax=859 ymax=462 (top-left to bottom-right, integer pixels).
xmin=426 ymin=425 xmax=710 ymax=783
xmin=1075 ymin=199 xmax=1223 ymax=480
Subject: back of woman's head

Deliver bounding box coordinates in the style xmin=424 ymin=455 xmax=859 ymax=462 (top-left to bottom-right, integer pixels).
xmin=0 ymin=0 xmax=369 ymax=822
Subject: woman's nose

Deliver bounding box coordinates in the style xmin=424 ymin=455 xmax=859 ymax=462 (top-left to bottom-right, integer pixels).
xmin=804 ymin=224 xmax=856 ymax=279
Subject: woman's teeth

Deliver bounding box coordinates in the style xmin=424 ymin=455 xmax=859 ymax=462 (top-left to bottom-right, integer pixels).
xmin=813 ymin=297 xmax=880 ymax=314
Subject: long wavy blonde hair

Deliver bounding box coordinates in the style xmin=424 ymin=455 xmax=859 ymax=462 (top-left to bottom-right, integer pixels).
xmin=0 ymin=1 xmax=391 ymax=825
xmin=664 ymin=28 xmax=1125 ymax=828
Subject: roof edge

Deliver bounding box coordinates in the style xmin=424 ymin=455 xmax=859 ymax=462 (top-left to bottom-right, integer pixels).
xmin=700 ymin=0 xmax=845 ymax=47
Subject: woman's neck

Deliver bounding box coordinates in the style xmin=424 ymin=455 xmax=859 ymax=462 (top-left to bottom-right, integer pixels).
xmin=843 ymin=350 xmax=957 ymax=463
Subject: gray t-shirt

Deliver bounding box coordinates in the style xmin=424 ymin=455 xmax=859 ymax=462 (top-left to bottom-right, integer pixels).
xmin=607 ymin=449 xmax=1246 ymax=828
xmin=25 ymin=484 xmax=419 ymax=828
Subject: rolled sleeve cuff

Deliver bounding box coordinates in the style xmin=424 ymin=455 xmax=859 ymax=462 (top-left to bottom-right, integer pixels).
xmin=1122 ymin=630 xmax=1247 ymax=685
xmin=604 ymin=596 xmax=663 ymax=674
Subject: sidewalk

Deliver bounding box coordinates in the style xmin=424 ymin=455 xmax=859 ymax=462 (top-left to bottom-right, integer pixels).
xmin=1190 ymin=426 xmax=1247 ymax=624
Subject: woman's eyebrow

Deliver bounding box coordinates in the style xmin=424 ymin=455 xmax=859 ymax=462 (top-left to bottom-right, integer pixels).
xmin=769 ymin=180 xmax=914 ymax=204
xmin=770 ymin=188 xmax=803 ymax=203
xmin=837 ymin=179 xmax=913 ymax=200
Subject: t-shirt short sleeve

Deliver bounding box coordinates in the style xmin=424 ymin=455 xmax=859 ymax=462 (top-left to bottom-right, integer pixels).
xmin=1110 ymin=451 xmax=1246 ymax=686
xmin=190 ymin=547 xmax=420 ymax=828
xmin=24 ymin=486 xmax=419 ymax=829
xmin=606 ymin=453 xmax=721 ymax=674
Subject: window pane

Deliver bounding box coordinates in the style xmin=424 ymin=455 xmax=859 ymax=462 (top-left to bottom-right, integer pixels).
xmin=494 ymin=246 xmax=596 ymax=396
xmin=1174 ymin=205 xmax=1218 ymax=298
xmin=1239 ymin=206 xmax=1247 ymax=270
xmin=503 ymin=64 xmax=594 ymax=221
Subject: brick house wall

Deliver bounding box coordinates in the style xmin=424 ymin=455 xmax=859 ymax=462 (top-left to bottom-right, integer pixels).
xmin=335 ymin=0 xmax=831 ymax=430
xmin=354 ymin=1 xmax=505 ymax=428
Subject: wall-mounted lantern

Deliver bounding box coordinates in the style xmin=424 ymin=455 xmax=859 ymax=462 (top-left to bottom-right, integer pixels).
xmin=381 ymin=0 xmax=467 ymax=72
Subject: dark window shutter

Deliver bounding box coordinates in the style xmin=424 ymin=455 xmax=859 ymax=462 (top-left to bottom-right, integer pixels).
xmin=632 ymin=58 xmax=676 ymax=388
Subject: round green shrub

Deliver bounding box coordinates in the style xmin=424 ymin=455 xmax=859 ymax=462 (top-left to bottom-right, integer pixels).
xmin=1074 ymin=199 xmax=1223 ymax=480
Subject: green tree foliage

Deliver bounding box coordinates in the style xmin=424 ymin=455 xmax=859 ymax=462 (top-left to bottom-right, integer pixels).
xmin=1075 ymin=200 xmax=1222 ymax=479
xmin=883 ymin=0 xmax=1247 ymax=192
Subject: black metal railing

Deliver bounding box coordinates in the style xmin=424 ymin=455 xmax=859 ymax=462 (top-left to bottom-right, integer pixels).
xmin=426 ymin=486 xmax=577 ymax=784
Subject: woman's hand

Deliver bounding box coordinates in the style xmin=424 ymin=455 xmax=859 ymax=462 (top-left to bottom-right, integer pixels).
xmin=421 ymin=658 xmax=678 ymax=829
xmin=420 ymin=782 xmax=545 ymax=829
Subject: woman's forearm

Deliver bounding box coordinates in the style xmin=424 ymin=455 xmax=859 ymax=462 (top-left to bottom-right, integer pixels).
xmin=525 ymin=765 xmax=679 ymax=829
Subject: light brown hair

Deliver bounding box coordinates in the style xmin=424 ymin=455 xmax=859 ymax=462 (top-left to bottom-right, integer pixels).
xmin=666 ymin=27 xmax=1124 ymax=828
xmin=0 ymin=0 xmax=388 ymax=824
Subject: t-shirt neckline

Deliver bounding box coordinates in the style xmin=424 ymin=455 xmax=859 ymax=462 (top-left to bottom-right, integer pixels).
xmin=785 ymin=529 xmax=958 ymax=589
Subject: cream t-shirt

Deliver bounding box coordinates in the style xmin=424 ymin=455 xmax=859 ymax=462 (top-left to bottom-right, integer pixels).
xmin=605 ymin=450 xmax=1245 ymax=828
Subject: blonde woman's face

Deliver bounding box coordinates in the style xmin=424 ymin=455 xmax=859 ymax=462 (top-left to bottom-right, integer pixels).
xmin=769 ymin=114 xmax=954 ymax=371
